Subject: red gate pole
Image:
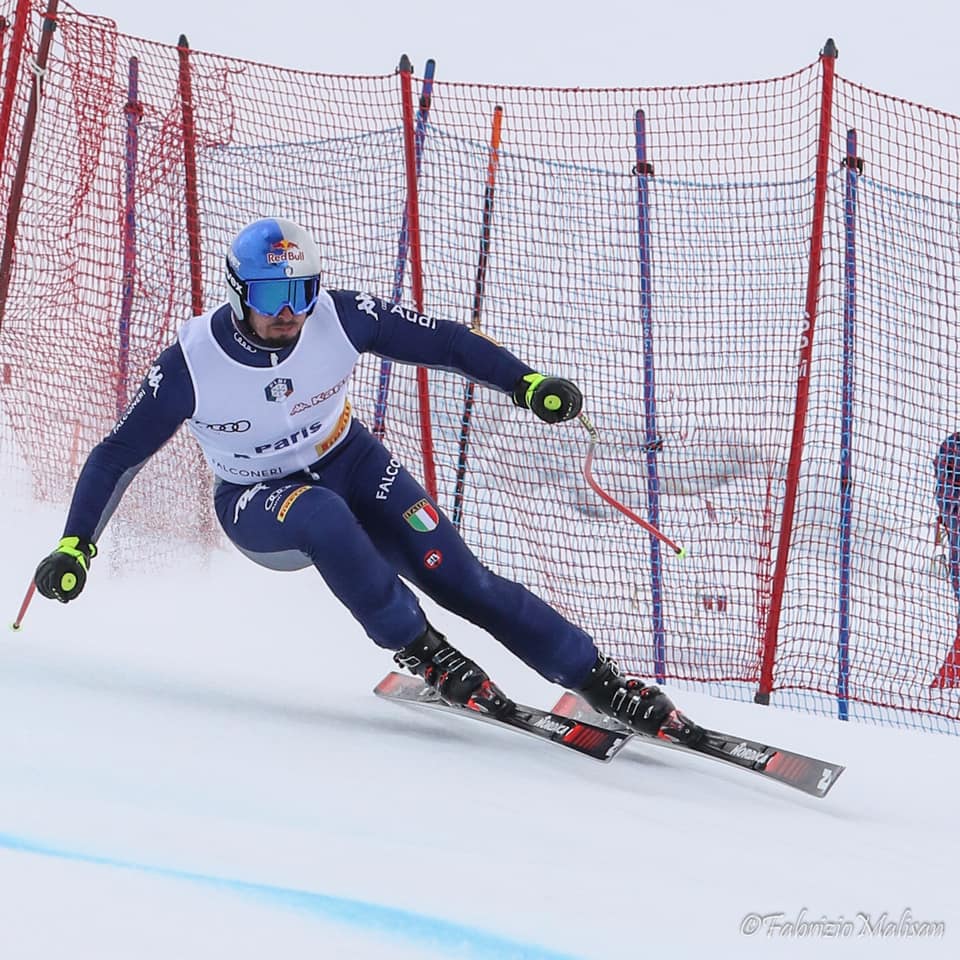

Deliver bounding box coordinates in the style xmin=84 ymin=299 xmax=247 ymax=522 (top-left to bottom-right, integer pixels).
xmin=176 ymin=33 xmax=204 ymax=317
xmin=176 ymin=33 xmax=217 ymax=547
xmin=0 ymin=0 xmax=30 ymax=182
xmin=755 ymin=39 xmax=838 ymax=704
xmin=398 ymin=55 xmax=438 ymax=501
xmin=0 ymin=0 xmax=59 ymax=332
xmin=0 ymin=18 xmax=9 ymax=127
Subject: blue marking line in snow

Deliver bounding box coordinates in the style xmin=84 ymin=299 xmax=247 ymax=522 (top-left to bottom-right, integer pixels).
xmin=0 ymin=831 xmax=581 ymax=960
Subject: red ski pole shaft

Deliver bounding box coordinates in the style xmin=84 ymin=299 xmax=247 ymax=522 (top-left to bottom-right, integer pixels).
xmin=11 ymin=580 xmax=36 ymax=631
xmin=579 ymin=412 xmax=687 ymax=558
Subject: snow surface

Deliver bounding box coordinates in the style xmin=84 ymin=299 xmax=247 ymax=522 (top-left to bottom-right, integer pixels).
xmin=2 ymin=494 xmax=959 ymax=959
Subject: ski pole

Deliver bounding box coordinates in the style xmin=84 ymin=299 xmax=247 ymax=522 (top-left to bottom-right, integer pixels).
xmin=11 ymin=580 xmax=35 ymax=631
xmin=578 ymin=412 xmax=687 ymax=557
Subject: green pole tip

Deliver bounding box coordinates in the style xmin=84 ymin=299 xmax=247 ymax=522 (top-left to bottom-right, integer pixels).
xmin=676 ymin=546 xmax=688 ymax=559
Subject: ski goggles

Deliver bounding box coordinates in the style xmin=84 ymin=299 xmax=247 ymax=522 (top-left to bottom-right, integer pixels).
xmin=244 ymin=276 xmax=320 ymax=317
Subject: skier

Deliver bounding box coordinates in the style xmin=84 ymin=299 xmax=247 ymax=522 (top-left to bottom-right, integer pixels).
xmin=33 ymin=217 xmax=697 ymax=743
xmin=934 ymin=432 xmax=960 ymax=603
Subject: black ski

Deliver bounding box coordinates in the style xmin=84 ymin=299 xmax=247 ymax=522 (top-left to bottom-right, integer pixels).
xmin=553 ymin=692 xmax=845 ymax=798
xmin=374 ymin=672 xmax=630 ymax=762
xmin=375 ymin=673 xmax=844 ymax=797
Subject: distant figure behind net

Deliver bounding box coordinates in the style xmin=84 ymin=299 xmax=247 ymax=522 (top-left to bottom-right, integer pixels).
xmin=934 ymin=433 xmax=960 ymax=604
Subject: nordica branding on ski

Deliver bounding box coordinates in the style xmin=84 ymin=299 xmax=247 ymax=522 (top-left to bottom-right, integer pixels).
xmin=375 ymin=673 xmax=844 ymax=797
xmin=551 ymin=692 xmax=845 ymax=799
xmin=533 ymin=716 xmax=572 ymax=736
xmin=374 ymin=672 xmax=629 ymax=762
xmin=729 ymin=742 xmax=774 ymax=766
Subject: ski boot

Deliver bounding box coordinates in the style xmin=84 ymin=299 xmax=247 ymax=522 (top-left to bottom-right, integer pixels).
xmin=394 ymin=624 xmax=515 ymax=719
xmin=579 ymin=654 xmax=701 ymax=744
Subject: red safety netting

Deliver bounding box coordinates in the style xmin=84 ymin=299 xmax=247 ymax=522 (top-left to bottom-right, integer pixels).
xmin=1 ymin=1 xmax=958 ymax=731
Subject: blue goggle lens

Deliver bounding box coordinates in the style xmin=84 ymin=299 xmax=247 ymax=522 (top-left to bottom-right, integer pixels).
xmin=245 ymin=277 xmax=320 ymax=317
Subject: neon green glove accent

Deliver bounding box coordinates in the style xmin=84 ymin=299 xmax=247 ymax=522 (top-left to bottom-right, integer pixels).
xmin=512 ymin=373 xmax=583 ymax=424
xmin=519 ymin=373 xmax=547 ymax=409
xmin=34 ymin=536 xmax=97 ymax=603
xmin=56 ymin=536 xmax=97 ymax=569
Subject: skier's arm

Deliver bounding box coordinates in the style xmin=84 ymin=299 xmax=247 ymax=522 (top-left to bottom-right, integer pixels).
xmin=331 ymin=290 xmax=583 ymax=422
xmin=34 ymin=343 xmax=196 ymax=604
xmin=331 ymin=290 xmax=533 ymax=392
xmin=63 ymin=343 xmax=195 ymax=542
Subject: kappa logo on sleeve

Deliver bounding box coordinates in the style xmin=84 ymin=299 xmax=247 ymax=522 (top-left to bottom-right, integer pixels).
xmin=355 ymin=292 xmax=378 ymax=319
xmin=147 ymin=364 xmax=164 ymax=397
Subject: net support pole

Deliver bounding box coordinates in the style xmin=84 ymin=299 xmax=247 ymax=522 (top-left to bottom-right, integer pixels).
xmin=0 ymin=18 xmax=8 ymax=130
xmin=398 ymin=55 xmax=437 ymax=501
xmin=755 ymin=39 xmax=838 ymax=704
xmin=176 ymin=33 xmax=203 ymax=317
xmin=634 ymin=108 xmax=666 ymax=683
xmin=117 ymin=56 xmax=142 ymax=418
xmin=451 ymin=104 xmax=503 ymax=530
xmin=176 ymin=33 xmax=215 ymax=547
xmin=837 ymin=129 xmax=861 ymax=720
xmin=0 ymin=0 xmax=30 ymax=190
xmin=374 ymin=57 xmax=435 ymax=442
xmin=0 ymin=0 xmax=59 ymax=333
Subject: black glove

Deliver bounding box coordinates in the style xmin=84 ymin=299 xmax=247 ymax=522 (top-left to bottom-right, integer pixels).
xmin=34 ymin=536 xmax=97 ymax=603
xmin=512 ymin=373 xmax=583 ymax=424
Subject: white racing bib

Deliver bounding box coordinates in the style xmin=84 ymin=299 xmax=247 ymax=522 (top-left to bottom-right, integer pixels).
xmin=179 ymin=290 xmax=358 ymax=482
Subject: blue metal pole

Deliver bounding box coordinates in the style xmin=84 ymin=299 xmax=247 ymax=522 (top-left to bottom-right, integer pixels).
xmin=117 ymin=56 xmax=140 ymax=418
xmin=838 ymin=128 xmax=860 ymax=720
xmin=452 ymin=105 xmax=503 ymax=530
xmin=635 ymin=109 xmax=666 ymax=683
xmin=373 ymin=58 xmax=435 ymax=441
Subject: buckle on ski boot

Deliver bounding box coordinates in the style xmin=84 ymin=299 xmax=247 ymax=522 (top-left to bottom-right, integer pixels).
xmin=466 ymin=678 xmax=515 ymax=719
xmin=579 ymin=654 xmax=700 ymax=741
xmin=394 ymin=625 xmax=514 ymax=718
xmin=657 ymin=709 xmax=703 ymax=745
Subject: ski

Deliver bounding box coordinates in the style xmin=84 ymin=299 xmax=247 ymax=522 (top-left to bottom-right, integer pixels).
xmin=374 ymin=672 xmax=630 ymax=762
xmin=375 ymin=673 xmax=844 ymax=797
xmin=553 ymin=692 xmax=845 ymax=798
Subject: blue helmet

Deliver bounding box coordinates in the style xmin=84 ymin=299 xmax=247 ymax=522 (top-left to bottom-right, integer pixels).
xmin=225 ymin=217 xmax=322 ymax=321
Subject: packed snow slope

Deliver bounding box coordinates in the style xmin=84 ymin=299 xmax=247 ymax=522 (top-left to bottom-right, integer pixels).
xmin=2 ymin=497 xmax=958 ymax=959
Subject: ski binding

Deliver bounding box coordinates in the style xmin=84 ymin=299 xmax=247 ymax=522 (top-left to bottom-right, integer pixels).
xmin=374 ymin=671 xmax=629 ymax=762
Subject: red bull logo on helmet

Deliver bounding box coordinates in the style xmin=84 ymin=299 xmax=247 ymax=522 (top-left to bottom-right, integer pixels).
xmin=266 ymin=239 xmax=305 ymax=265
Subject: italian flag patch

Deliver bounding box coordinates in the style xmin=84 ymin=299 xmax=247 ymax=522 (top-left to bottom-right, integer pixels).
xmin=403 ymin=498 xmax=439 ymax=532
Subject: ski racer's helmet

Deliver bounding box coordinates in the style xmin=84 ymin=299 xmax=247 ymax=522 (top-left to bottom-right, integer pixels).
xmin=225 ymin=217 xmax=322 ymax=323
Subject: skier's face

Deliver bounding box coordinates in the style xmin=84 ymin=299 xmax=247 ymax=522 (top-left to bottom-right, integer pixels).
xmin=247 ymin=305 xmax=307 ymax=347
